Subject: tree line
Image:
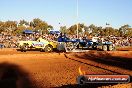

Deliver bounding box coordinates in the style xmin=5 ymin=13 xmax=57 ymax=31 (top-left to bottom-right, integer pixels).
xmin=60 ymin=24 xmax=132 ymax=37
xmin=0 ymin=18 xmax=131 ymax=37
xmin=0 ymin=18 xmax=53 ymax=35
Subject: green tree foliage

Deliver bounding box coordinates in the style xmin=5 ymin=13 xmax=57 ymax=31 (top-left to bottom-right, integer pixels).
xmin=0 ymin=21 xmax=4 ymax=33
xmin=48 ymin=25 xmax=53 ymax=30
xmin=0 ymin=19 xmax=131 ymax=37
xmin=3 ymin=18 xmax=54 ymax=34
xmin=125 ymin=28 xmax=132 ymax=37
xmin=113 ymin=29 xmax=120 ymax=36
xmin=3 ymin=21 xmax=17 ymax=34
xmin=31 ymin=18 xmax=53 ymax=34
xmin=82 ymin=25 xmax=89 ymax=35
xmin=14 ymin=25 xmax=26 ymax=34
xmin=29 ymin=21 xmax=34 ymax=28
xmin=67 ymin=24 xmax=77 ymax=35
xmin=89 ymin=24 xmax=98 ymax=35
xmin=67 ymin=23 xmax=129 ymax=37
xmin=67 ymin=23 xmax=86 ymax=35
xmin=103 ymin=27 xmax=115 ymax=36
xmin=97 ymin=27 xmax=104 ymax=36
xmin=119 ymin=24 xmax=130 ymax=37
xmin=19 ymin=20 xmax=29 ymax=26
xmin=60 ymin=26 xmax=67 ymax=33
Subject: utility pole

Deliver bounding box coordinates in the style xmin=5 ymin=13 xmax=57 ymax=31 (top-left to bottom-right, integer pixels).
xmin=76 ymin=0 xmax=79 ymax=38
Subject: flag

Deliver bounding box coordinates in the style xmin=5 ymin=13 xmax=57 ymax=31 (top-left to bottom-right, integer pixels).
xmin=106 ymin=23 xmax=110 ymax=25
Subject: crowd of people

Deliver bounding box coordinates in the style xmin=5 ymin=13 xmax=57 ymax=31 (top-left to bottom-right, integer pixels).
xmin=109 ymin=36 xmax=132 ymax=47
xmin=0 ymin=32 xmax=132 ymax=48
xmin=0 ymin=32 xmax=60 ymax=48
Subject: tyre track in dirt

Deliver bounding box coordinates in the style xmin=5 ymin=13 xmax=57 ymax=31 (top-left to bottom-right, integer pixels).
xmin=63 ymin=53 xmax=122 ymax=75
xmin=63 ymin=51 xmax=132 ymax=75
xmin=62 ymin=53 xmax=132 ymax=88
xmin=0 ymin=48 xmax=131 ymax=88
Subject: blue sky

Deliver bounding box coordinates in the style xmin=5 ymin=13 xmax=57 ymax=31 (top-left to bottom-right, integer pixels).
xmin=0 ymin=0 xmax=132 ymax=30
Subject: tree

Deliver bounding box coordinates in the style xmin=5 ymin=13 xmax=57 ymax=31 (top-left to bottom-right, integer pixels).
xmin=103 ymin=27 xmax=115 ymax=36
xmin=97 ymin=26 xmax=104 ymax=36
xmin=83 ymin=25 xmax=89 ymax=35
xmin=29 ymin=21 xmax=34 ymax=28
xmin=67 ymin=23 xmax=85 ymax=35
xmin=113 ymin=29 xmax=120 ymax=36
xmin=119 ymin=24 xmax=130 ymax=37
xmin=89 ymin=24 xmax=98 ymax=36
xmin=31 ymin=18 xmax=52 ymax=34
xmin=19 ymin=20 xmax=29 ymax=26
xmin=4 ymin=21 xmax=17 ymax=34
xmin=67 ymin=25 xmax=76 ymax=34
xmin=0 ymin=21 xmax=4 ymax=33
xmin=60 ymin=26 xmax=67 ymax=33
xmin=48 ymin=25 xmax=53 ymax=30
xmin=14 ymin=25 xmax=26 ymax=34
xmin=125 ymin=28 xmax=132 ymax=37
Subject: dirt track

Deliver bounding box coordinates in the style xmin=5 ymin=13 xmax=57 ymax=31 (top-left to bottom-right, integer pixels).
xmin=0 ymin=48 xmax=131 ymax=88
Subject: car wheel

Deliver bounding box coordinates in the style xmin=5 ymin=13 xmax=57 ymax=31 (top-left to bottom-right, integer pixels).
xmin=102 ymin=45 xmax=107 ymax=51
xmin=108 ymin=45 xmax=113 ymax=51
xmin=44 ymin=45 xmax=53 ymax=52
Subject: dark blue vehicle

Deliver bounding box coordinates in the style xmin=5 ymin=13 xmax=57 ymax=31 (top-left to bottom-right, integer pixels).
xmin=57 ymin=35 xmax=114 ymax=51
xmin=0 ymin=44 xmax=4 ymax=49
xmin=50 ymin=31 xmax=60 ymax=35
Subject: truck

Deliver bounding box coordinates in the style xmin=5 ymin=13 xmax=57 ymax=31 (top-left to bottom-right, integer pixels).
xmin=57 ymin=36 xmax=115 ymax=52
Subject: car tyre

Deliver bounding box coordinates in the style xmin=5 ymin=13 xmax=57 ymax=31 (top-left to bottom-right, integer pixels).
xmin=44 ymin=45 xmax=53 ymax=52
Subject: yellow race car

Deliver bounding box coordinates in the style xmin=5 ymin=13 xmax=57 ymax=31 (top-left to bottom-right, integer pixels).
xmin=18 ymin=37 xmax=57 ymax=52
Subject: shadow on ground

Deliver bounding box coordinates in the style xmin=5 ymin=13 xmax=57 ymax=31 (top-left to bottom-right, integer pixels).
xmin=63 ymin=51 xmax=132 ymax=88
xmin=0 ymin=62 xmax=42 ymax=88
xmin=16 ymin=48 xmax=41 ymax=52
xmin=73 ymin=51 xmax=132 ymax=71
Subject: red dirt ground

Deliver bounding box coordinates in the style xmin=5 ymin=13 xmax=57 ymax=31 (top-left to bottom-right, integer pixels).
xmin=0 ymin=48 xmax=131 ymax=88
